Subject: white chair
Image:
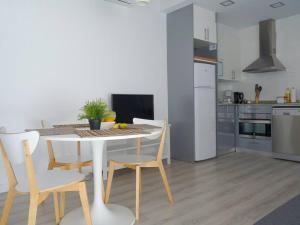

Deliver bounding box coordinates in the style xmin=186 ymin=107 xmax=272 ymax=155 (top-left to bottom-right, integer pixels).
xmin=0 ymin=131 xmax=92 ymax=225
xmin=133 ymin=118 xmax=166 ymax=155
xmin=42 ymin=120 xmax=104 ymax=216
xmin=105 ymin=118 xmax=174 ymax=220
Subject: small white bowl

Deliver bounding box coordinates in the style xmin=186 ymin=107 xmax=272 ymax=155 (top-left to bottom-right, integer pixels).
xmin=101 ymin=122 xmax=115 ymax=129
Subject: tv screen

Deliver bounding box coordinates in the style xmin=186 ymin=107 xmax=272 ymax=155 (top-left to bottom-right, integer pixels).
xmin=112 ymin=94 xmax=154 ymax=123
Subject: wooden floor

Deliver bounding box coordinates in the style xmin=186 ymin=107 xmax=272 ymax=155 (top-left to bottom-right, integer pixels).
xmin=1 ymin=152 xmax=300 ymax=225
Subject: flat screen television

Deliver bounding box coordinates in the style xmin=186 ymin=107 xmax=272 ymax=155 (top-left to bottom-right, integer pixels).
xmin=112 ymin=94 xmax=154 ymax=123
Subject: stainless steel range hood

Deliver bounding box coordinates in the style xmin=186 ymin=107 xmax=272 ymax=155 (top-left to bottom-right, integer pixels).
xmin=243 ymin=19 xmax=286 ymax=73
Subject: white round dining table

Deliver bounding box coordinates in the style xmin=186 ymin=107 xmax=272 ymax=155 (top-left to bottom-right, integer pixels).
xmin=43 ymin=129 xmax=161 ymax=225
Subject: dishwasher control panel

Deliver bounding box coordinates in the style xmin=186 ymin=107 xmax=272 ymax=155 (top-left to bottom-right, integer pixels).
xmin=272 ymin=107 xmax=300 ymax=116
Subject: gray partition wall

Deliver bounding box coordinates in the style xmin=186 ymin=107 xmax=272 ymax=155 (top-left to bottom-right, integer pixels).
xmin=167 ymin=5 xmax=195 ymax=161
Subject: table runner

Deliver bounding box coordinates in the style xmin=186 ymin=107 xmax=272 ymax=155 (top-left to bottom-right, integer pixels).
xmin=75 ymin=128 xmax=150 ymax=138
xmin=53 ymin=123 xmax=160 ymax=130
xmin=53 ymin=124 xmax=89 ymax=128
xmin=25 ymin=128 xmax=76 ymax=136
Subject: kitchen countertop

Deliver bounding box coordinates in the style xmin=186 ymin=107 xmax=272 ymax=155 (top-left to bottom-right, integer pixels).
xmin=272 ymin=103 xmax=300 ymax=107
xmin=218 ymin=101 xmax=300 ymax=107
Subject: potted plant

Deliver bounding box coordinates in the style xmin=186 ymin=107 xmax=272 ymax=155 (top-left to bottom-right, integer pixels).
xmin=78 ymin=99 xmax=113 ymax=130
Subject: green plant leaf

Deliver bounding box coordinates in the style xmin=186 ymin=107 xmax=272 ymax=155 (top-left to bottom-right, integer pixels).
xmin=78 ymin=99 xmax=113 ymax=120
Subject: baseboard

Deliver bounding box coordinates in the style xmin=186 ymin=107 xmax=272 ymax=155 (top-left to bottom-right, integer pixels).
xmin=236 ymin=148 xmax=272 ymax=157
xmin=0 ymin=183 xmax=8 ymax=193
xmin=273 ymin=152 xmax=300 ymax=162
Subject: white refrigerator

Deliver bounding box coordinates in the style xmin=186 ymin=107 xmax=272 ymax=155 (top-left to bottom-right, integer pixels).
xmin=194 ymin=62 xmax=216 ymax=161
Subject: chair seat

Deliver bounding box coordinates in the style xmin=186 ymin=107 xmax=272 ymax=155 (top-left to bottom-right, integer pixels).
xmin=109 ymin=154 xmax=156 ymax=164
xmin=16 ymin=169 xmax=85 ymax=193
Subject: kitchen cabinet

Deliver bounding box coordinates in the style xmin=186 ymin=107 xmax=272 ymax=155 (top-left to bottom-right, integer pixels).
xmin=193 ymin=5 xmax=216 ymax=43
xmin=217 ymin=23 xmax=241 ymax=81
xmin=217 ymin=105 xmax=236 ymax=155
xmin=237 ymin=104 xmax=272 ymax=153
xmin=167 ymin=4 xmax=217 ymax=162
xmin=238 ymin=137 xmax=272 ymax=153
xmin=217 ymin=104 xmax=273 ymax=155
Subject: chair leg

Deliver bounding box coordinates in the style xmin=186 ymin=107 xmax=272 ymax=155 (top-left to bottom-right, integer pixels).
xmin=136 ymin=166 xmax=141 ymax=221
xmin=139 ymin=168 xmax=142 ymax=193
xmin=48 ymin=163 xmax=55 ymax=170
xmin=28 ymin=194 xmax=39 ymax=225
xmin=158 ymin=162 xmax=174 ymax=204
xmin=77 ymin=141 xmax=82 ymax=173
xmin=53 ymin=192 xmax=60 ymax=225
xmin=78 ymin=183 xmax=92 ymax=225
xmin=59 ymin=192 xmax=65 ymax=220
xmin=105 ymin=162 xmax=115 ymax=204
xmin=0 ymin=189 xmax=16 ymax=225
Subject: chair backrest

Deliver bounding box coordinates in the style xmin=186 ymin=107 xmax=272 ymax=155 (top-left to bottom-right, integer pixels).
xmin=0 ymin=131 xmax=40 ymax=191
xmin=133 ymin=118 xmax=164 ymax=140
xmin=0 ymin=131 xmax=39 ymax=165
xmin=133 ymin=118 xmax=167 ymax=160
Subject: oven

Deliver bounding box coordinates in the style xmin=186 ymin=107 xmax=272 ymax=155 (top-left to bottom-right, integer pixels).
xmin=239 ymin=113 xmax=271 ymax=140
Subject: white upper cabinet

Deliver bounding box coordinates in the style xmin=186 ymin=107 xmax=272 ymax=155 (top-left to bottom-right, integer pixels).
xmin=193 ymin=5 xmax=217 ymax=43
xmin=217 ymin=23 xmax=241 ymax=81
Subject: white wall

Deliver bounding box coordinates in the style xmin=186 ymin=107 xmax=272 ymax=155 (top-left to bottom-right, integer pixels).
xmin=233 ymin=14 xmax=300 ymax=101
xmin=0 ymin=0 xmax=167 ymax=192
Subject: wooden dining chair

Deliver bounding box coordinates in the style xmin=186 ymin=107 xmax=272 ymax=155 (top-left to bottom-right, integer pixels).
xmin=42 ymin=120 xmax=104 ymax=217
xmin=105 ymin=118 xmax=174 ymax=220
xmin=0 ymin=131 xmax=93 ymax=225
xmin=41 ymin=120 xmax=93 ymax=172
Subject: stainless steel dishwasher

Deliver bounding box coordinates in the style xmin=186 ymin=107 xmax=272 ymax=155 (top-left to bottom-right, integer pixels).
xmin=272 ymin=106 xmax=300 ymax=162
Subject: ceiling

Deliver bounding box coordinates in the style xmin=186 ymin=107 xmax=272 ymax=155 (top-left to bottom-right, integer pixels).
xmin=161 ymin=0 xmax=300 ymax=29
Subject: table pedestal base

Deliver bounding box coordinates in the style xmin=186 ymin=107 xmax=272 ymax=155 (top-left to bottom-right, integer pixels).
xmin=60 ymin=204 xmax=135 ymax=225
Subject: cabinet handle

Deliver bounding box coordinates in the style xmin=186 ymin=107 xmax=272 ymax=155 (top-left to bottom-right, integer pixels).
xmin=232 ymin=70 xmax=236 ymax=80
xmin=217 ymin=61 xmax=224 ymax=77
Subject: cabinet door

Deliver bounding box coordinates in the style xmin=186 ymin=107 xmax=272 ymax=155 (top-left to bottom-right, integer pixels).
xmin=194 ymin=63 xmax=216 ymax=88
xmin=207 ymin=21 xmax=217 ymax=43
xmin=217 ymin=105 xmax=236 ymax=155
xmin=195 ymin=88 xmax=216 ymax=161
xmin=193 ymin=5 xmax=216 ymax=43
xmin=238 ymin=137 xmax=272 ymax=153
xmin=193 ymin=6 xmax=206 ymax=41
xmin=217 ymin=61 xmax=224 ymax=78
xmin=217 ymin=23 xmax=241 ymax=80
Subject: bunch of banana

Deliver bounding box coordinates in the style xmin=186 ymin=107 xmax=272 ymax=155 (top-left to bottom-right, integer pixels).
xmin=113 ymin=123 xmax=128 ymax=129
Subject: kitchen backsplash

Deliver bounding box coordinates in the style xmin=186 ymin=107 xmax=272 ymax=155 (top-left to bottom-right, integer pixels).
xmin=218 ymin=72 xmax=300 ymax=102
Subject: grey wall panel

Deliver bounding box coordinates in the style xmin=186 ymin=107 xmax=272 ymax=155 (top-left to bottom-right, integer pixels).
xmin=167 ymin=5 xmax=195 ymax=161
